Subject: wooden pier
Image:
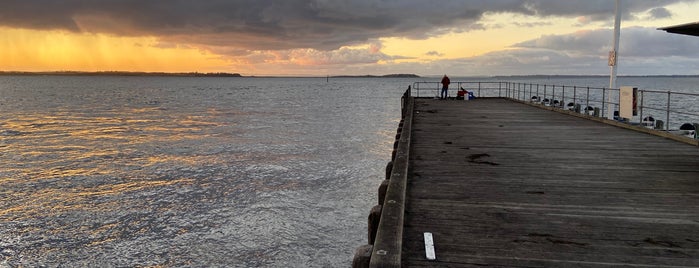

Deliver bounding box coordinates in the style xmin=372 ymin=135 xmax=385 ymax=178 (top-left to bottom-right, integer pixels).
xmin=354 ymin=96 xmax=699 ymax=267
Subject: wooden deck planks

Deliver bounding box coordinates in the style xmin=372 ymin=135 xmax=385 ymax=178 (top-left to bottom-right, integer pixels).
xmin=402 ymin=98 xmax=699 ymax=267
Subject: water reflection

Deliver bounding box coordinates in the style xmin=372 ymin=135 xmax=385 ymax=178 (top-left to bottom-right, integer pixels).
xmin=0 ymin=76 xmax=402 ymax=267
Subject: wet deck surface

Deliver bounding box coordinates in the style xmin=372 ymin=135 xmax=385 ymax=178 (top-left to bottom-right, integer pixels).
xmin=403 ymin=98 xmax=699 ymax=267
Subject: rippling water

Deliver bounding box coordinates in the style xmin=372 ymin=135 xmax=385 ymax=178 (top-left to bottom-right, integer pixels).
xmin=1 ymin=75 xmax=698 ymax=267
xmin=0 ymin=76 xmax=407 ymax=267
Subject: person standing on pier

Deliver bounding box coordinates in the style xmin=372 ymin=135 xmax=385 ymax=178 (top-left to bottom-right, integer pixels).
xmin=440 ymin=75 xmax=450 ymax=99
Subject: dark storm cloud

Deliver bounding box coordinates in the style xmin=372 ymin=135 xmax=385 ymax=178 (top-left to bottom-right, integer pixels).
xmin=648 ymin=7 xmax=673 ymax=19
xmin=514 ymin=30 xmax=611 ymax=55
xmin=618 ymin=27 xmax=699 ymax=58
xmin=0 ymin=0 xmax=690 ymax=51
xmin=514 ymin=1 xmax=682 ymax=20
xmin=472 ymin=26 xmax=699 ymax=75
xmin=514 ymin=27 xmax=699 ymax=58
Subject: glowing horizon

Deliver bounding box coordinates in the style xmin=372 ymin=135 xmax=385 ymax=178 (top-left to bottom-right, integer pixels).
xmin=0 ymin=27 xmax=231 ymax=73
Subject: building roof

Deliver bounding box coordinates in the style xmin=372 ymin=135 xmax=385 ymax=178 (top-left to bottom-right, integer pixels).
xmin=659 ymin=22 xmax=699 ymax=37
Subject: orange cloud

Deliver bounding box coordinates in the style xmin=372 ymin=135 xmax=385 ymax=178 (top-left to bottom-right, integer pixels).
xmin=0 ymin=27 xmax=231 ymax=72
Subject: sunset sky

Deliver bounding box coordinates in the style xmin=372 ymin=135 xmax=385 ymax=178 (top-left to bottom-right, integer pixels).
xmin=2 ymin=0 xmax=699 ymax=76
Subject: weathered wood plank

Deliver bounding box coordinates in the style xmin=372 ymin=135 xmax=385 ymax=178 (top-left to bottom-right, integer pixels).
xmin=401 ymin=98 xmax=699 ymax=267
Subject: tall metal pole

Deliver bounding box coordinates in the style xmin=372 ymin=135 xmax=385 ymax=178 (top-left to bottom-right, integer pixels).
xmin=608 ymin=0 xmax=622 ymax=119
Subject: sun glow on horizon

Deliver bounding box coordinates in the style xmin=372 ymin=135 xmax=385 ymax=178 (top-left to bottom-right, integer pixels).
xmin=0 ymin=27 xmax=232 ymax=72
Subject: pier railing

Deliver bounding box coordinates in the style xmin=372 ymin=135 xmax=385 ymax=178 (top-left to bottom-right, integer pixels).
xmin=411 ymin=81 xmax=699 ymax=132
xmin=506 ymin=83 xmax=699 ymax=132
xmin=507 ymin=83 xmax=617 ymax=119
xmin=412 ymin=81 xmax=508 ymax=98
xmin=636 ymin=89 xmax=699 ymax=131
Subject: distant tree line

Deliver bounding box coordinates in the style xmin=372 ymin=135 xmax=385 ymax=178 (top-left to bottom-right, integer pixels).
xmin=330 ymin=74 xmax=420 ymax=78
xmin=0 ymin=71 xmax=242 ymax=77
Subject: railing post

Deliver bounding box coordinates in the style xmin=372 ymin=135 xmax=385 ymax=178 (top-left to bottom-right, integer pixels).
xmin=573 ymin=86 xmax=577 ymax=108
xmin=562 ymin=86 xmax=566 ymax=107
xmin=506 ymin=82 xmax=509 ymax=98
xmin=639 ymin=90 xmax=644 ymax=125
xmin=602 ymin=88 xmax=606 ymax=118
xmin=498 ymin=82 xmax=502 ymax=97
xmin=666 ymin=91 xmax=671 ymax=131
xmin=586 ymin=87 xmax=590 ymax=112
xmin=509 ymin=82 xmax=511 ymax=98
xmin=414 ymin=82 xmax=417 ymax=98
xmin=506 ymin=83 xmax=510 ymax=98
xmin=414 ymin=82 xmax=419 ymax=98
xmin=418 ymin=82 xmax=422 ymax=98
xmin=478 ymin=82 xmax=482 ymax=97
xmin=525 ymin=83 xmax=528 ymax=100
xmin=511 ymin=83 xmax=514 ymax=98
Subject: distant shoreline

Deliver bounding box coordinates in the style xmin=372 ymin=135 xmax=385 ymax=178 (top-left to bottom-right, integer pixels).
xmin=0 ymin=71 xmax=242 ymax=77
xmin=330 ymin=74 xmax=420 ymax=78
xmin=1 ymin=71 xmax=698 ymax=78
xmin=0 ymin=71 xmax=421 ymax=78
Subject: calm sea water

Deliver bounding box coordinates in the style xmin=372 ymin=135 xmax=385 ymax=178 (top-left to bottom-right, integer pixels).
xmin=1 ymin=75 xmax=698 ymax=267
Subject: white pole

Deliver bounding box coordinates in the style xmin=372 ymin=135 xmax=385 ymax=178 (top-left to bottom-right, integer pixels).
xmin=608 ymin=0 xmax=621 ymax=119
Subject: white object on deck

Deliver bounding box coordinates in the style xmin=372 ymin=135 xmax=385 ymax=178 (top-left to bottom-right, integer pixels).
xmin=424 ymin=232 xmax=436 ymax=260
